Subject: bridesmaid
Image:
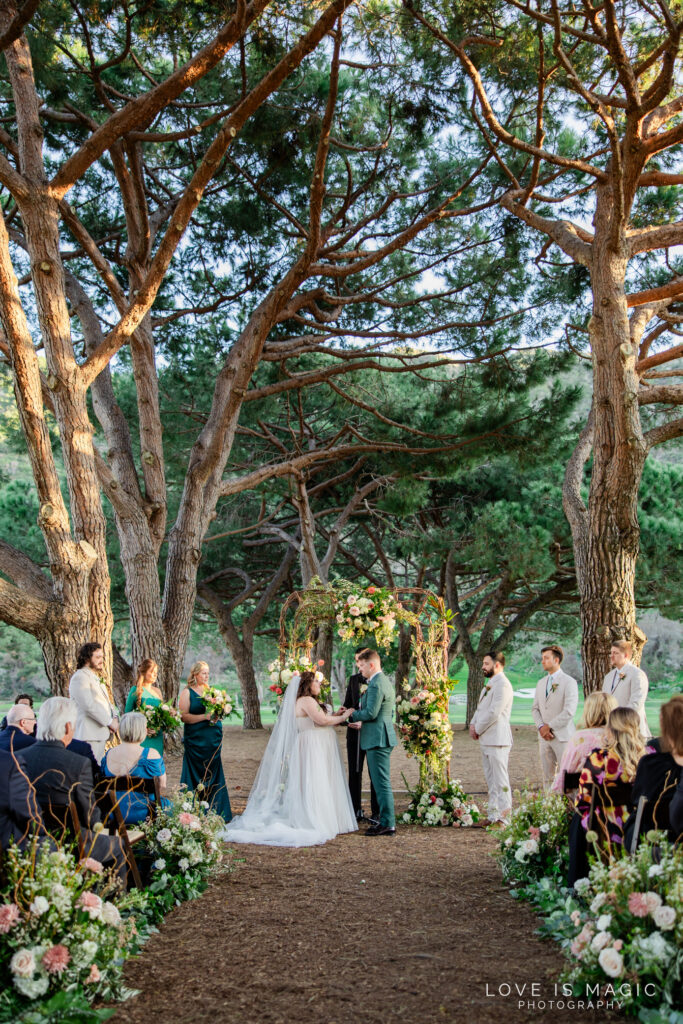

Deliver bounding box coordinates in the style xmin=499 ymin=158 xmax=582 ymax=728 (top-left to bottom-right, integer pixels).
xmin=125 ymin=659 xmax=164 ymax=757
xmin=179 ymin=661 xmax=232 ymax=821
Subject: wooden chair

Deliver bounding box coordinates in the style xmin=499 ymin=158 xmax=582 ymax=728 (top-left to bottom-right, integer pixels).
xmin=39 ymin=799 xmax=86 ymax=859
xmin=93 ymin=776 xmax=162 ymax=889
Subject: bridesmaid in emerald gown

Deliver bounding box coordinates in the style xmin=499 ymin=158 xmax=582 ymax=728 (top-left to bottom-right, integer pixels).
xmin=179 ymin=661 xmax=232 ymax=821
xmin=124 ymin=659 xmax=164 ymax=757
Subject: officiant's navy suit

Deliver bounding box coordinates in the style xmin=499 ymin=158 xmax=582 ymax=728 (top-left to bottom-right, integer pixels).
xmin=349 ymin=670 xmax=396 ymax=828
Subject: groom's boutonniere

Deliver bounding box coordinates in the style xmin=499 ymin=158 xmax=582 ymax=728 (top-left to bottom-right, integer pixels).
xmin=360 ymin=683 xmax=368 ymax=694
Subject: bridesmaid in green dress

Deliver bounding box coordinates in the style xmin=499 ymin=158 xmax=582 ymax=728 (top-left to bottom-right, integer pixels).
xmin=179 ymin=661 xmax=232 ymax=821
xmin=124 ymin=659 xmax=164 ymax=757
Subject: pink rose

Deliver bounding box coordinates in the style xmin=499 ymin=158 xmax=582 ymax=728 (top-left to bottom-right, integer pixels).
xmin=628 ymin=892 xmax=649 ymax=917
xmin=528 ymin=826 xmax=541 ymax=840
xmin=78 ymin=892 xmax=102 ymax=918
xmin=645 ymin=891 xmax=662 ymax=914
xmin=42 ymin=944 xmax=71 ymax=974
xmin=0 ymin=903 xmax=21 ymax=933
xmin=613 ymin=939 xmax=623 ymax=951
xmin=179 ymin=812 xmax=193 ymax=826
xmin=86 ymin=964 xmax=101 ymax=984
xmin=82 ymin=858 xmax=103 ymax=874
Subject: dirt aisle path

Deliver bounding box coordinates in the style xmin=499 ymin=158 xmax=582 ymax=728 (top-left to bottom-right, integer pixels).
xmin=112 ymin=729 xmax=614 ymax=1024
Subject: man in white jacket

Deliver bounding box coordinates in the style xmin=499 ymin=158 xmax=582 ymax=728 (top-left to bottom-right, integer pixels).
xmin=601 ymin=639 xmax=651 ymax=740
xmin=532 ymin=644 xmax=578 ymax=788
xmin=470 ymin=651 xmax=514 ymax=825
xmin=68 ymin=643 xmax=119 ymax=763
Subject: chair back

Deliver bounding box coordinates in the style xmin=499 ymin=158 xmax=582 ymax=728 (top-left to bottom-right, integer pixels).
xmin=96 ymin=774 xmax=161 ymax=820
xmin=563 ymin=771 xmax=581 ymax=793
xmin=39 ymin=799 xmax=85 ymax=858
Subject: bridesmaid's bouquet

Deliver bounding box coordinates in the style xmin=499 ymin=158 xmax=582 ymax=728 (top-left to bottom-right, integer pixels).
xmin=200 ymin=686 xmax=240 ymax=721
xmin=142 ymin=702 xmax=182 ymax=736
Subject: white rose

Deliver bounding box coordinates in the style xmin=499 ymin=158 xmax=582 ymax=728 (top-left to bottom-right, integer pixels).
xmin=514 ymin=847 xmax=527 ymax=862
xmin=591 ymin=931 xmax=611 ymax=952
xmin=598 ymin=947 xmax=623 ymax=978
xmin=653 ymin=905 xmax=676 ymax=931
xmin=596 ymin=914 xmax=612 ymax=931
xmin=10 ymin=949 xmax=36 ymax=978
xmin=14 ymin=974 xmax=49 ymax=999
xmin=153 ymin=858 xmax=166 ymax=870
xmin=281 ymin=669 xmax=293 ymax=683
xmin=590 ymin=892 xmax=607 ymax=912
xmin=648 ymin=864 xmax=664 ymax=878
xmin=100 ymin=902 xmax=121 ymax=926
xmin=574 ymin=878 xmax=591 ymax=894
xmin=645 ymin=891 xmax=662 ymax=914
xmin=539 ymin=823 xmax=550 ymax=833
xmin=179 ymin=858 xmax=190 ymax=871
xmin=156 ymin=828 xmax=172 ymax=845
xmin=29 ymin=896 xmax=49 ymax=916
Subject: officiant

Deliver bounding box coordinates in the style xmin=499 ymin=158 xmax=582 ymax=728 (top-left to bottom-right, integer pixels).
xmin=343 ymin=648 xmax=380 ymax=824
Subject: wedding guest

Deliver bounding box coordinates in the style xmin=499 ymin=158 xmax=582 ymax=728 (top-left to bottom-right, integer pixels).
xmin=602 ymin=639 xmax=650 ymax=739
xmin=625 ymin=695 xmax=683 ymax=848
xmin=551 ymin=692 xmax=618 ymax=795
xmin=124 ymin=659 xmax=164 ymax=756
xmin=343 ymin=647 xmax=379 ymax=824
xmin=532 ymin=644 xmax=578 ymax=788
xmin=347 ymin=649 xmax=397 ymax=837
xmin=19 ymin=697 xmax=127 ymax=879
xmin=568 ymin=707 xmax=645 ymax=886
xmin=0 ymin=693 xmax=34 ymax=732
xmin=69 ymin=643 xmax=119 ymax=762
xmin=101 ymin=712 xmax=170 ymax=823
xmin=470 ymin=651 xmax=513 ymax=826
xmin=179 ymin=661 xmax=232 ymax=821
xmin=0 ymin=747 xmax=46 ymax=851
xmin=0 ymin=703 xmax=38 ymax=754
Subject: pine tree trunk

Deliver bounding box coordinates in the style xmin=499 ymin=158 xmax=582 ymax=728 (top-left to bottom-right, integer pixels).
xmin=232 ymin=641 xmax=263 ymax=731
xmin=465 ymin=655 xmax=485 ymax=725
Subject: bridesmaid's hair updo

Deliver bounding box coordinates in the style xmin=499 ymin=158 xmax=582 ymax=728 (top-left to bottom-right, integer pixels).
xmin=297 ymin=670 xmax=326 ymax=712
xmin=188 ymin=661 xmax=210 ymax=688
xmin=135 ymin=658 xmax=158 ymax=705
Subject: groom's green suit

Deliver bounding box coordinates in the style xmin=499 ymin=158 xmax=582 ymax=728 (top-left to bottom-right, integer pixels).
xmin=349 ymin=671 xmax=396 ymax=828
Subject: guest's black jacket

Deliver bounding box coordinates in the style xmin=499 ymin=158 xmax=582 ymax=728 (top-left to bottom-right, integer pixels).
xmin=669 ymin=774 xmax=683 ymax=837
xmin=624 ymin=748 xmax=682 ymax=846
xmin=0 ymin=727 xmax=36 ymax=755
xmin=343 ymin=672 xmax=365 ymax=726
xmin=0 ymin=748 xmax=44 ymax=850
xmin=19 ymin=740 xmax=101 ymax=828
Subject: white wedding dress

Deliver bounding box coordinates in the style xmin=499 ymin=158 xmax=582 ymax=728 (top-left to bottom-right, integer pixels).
xmin=222 ymin=677 xmax=357 ymax=847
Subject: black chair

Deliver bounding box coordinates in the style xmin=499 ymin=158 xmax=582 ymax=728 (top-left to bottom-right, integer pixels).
xmin=93 ymin=776 xmax=162 ymax=889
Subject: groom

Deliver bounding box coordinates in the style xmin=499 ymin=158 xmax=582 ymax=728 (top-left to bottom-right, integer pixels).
xmin=346 ymin=648 xmax=396 ymax=837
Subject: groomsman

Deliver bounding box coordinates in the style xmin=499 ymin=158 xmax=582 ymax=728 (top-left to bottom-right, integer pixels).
xmin=470 ymin=651 xmax=513 ymax=825
xmin=602 ymin=639 xmax=651 ymax=739
xmin=69 ymin=643 xmax=119 ymax=762
xmin=532 ymin=644 xmax=578 ymax=788
xmin=343 ymin=648 xmax=379 ymax=824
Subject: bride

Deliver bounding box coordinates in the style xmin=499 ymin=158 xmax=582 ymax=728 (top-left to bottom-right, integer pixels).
xmin=222 ymin=669 xmax=358 ymax=847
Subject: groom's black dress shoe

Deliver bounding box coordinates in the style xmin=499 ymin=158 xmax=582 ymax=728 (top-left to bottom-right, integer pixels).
xmin=364 ymin=824 xmax=396 ymax=837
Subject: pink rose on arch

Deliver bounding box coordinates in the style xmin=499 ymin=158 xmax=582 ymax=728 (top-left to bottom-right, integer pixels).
xmin=0 ymin=903 xmax=21 ymax=933
xmin=42 ymin=944 xmax=71 ymax=975
xmin=349 ymin=606 xmax=361 ymax=616
xmin=86 ymin=964 xmax=101 ymax=984
xmin=628 ymin=892 xmax=649 ymax=917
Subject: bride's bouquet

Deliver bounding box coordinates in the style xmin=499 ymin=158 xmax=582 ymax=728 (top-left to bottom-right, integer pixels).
xmin=200 ymin=686 xmax=240 ymax=721
xmin=333 ymin=584 xmax=398 ymax=649
xmin=267 ymin=654 xmax=332 ymax=705
xmin=142 ymin=701 xmax=183 ymax=736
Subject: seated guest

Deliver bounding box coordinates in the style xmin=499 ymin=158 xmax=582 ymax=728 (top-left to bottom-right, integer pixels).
xmin=0 ymin=693 xmax=34 ymax=732
xmin=19 ymin=697 xmax=127 ymax=880
xmin=552 ymin=692 xmax=618 ymax=794
xmin=0 ymin=704 xmax=38 ymax=754
xmin=625 ymin=695 xmax=683 ymax=848
xmin=100 ymin=711 xmax=170 ymax=823
xmin=568 ymin=707 xmax=645 ymax=887
xmin=0 ymin=747 xmax=46 ymax=851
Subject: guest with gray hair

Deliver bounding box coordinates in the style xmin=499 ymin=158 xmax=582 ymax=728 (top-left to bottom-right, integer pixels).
xmin=19 ymin=697 xmax=127 ymax=881
xmin=0 ymin=703 xmax=38 ymax=755
xmin=101 ymin=710 xmax=169 ymax=823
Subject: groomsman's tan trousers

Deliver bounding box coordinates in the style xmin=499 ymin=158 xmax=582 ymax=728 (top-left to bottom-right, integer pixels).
xmin=538 ymin=735 xmax=567 ymax=789
xmin=480 ymin=745 xmax=512 ymax=822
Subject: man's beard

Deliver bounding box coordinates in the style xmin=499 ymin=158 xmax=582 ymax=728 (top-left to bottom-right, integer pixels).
xmin=483 ymin=667 xmax=495 ymax=678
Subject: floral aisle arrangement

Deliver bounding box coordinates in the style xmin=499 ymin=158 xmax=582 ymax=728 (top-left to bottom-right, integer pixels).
xmin=142 ymin=701 xmax=182 ymax=736
xmin=333 ymin=584 xmax=399 ymax=649
xmin=560 ymin=838 xmax=683 ymax=1021
xmin=140 ymin=787 xmax=227 ymax=913
xmin=401 ymin=779 xmax=481 ymax=827
xmin=267 ymin=653 xmax=329 ymax=705
xmin=0 ymin=843 xmax=137 ymax=1021
xmin=495 ymin=789 xmax=572 ymax=888
xmin=199 ymin=686 xmax=240 ymax=721
xmin=396 ymin=680 xmax=453 ymax=790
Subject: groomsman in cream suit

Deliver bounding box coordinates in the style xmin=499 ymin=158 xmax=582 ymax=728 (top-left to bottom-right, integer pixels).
xmin=532 ymin=644 xmax=578 ymax=788
xmin=68 ymin=643 xmax=119 ymax=763
xmin=470 ymin=651 xmax=514 ymax=825
xmin=602 ymin=639 xmax=651 ymax=739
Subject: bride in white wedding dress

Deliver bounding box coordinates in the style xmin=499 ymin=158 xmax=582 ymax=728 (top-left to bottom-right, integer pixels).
xmin=222 ymin=670 xmax=358 ymax=847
